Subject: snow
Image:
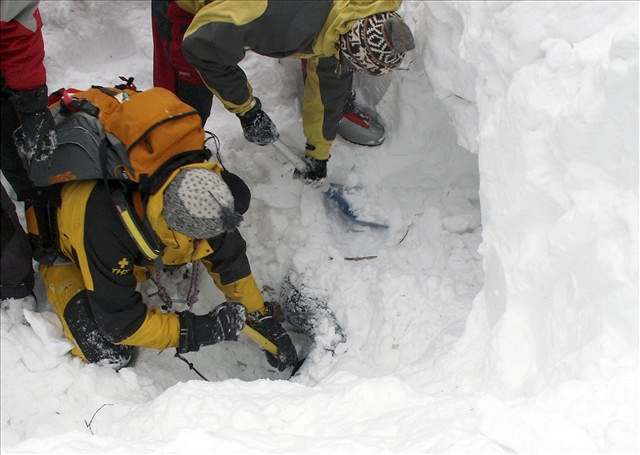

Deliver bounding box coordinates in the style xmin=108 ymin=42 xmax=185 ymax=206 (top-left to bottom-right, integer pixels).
xmin=1 ymin=1 xmax=637 ymax=453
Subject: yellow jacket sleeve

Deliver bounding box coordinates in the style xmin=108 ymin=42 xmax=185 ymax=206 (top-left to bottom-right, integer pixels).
xmin=207 ymin=271 xmax=265 ymax=314
xmin=118 ymin=310 xmax=180 ymax=349
xmin=200 ymin=229 xmax=265 ymax=314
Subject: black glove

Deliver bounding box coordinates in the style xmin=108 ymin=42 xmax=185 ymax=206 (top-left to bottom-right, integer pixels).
xmin=177 ymin=302 xmax=246 ymax=353
xmin=10 ymin=85 xmax=57 ymax=162
xmin=237 ymin=97 xmax=279 ymax=146
xmin=248 ymin=313 xmax=298 ymax=371
xmin=293 ymin=156 xmax=328 ymax=182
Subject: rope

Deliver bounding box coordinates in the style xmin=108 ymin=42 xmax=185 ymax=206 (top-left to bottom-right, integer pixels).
xmin=148 ymin=264 xmax=208 ymax=381
xmin=185 ymin=262 xmax=200 ymax=310
xmin=152 ymin=268 xmax=174 ymax=310
xmin=175 ymin=351 xmax=209 ymax=381
xmin=151 ymin=262 xmax=200 ymax=311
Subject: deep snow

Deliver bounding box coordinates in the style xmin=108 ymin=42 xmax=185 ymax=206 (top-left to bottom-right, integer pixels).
xmin=1 ymin=1 xmax=637 ymax=454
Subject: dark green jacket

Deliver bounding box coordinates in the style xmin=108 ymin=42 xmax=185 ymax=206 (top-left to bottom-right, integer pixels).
xmin=181 ymin=0 xmax=401 ymax=159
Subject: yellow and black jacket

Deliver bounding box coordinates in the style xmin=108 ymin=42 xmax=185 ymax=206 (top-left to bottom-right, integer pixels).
xmin=180 ymin=0 xmax=401 ymax=160
xmin=41 ymin=162 xmax=264 ymax=354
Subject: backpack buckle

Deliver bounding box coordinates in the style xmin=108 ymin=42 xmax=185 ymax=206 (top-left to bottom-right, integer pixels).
xmin=60 ymin=90 xmax=100 ymax=117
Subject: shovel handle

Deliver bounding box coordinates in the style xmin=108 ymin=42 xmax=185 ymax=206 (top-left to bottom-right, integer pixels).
xmin=242 ymin=325 xmax=279 ymax=357
xmin=272 ymin=140 xmax=308 ymax=173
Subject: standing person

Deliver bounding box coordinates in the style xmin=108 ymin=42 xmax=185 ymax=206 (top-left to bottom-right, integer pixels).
xmin=151 ymin=0 xmax=213 ymax=125
xmin=154 ymin=0 xmax=413 ymax=180
xmin=0 ymin=1 xmax=56 ymax=301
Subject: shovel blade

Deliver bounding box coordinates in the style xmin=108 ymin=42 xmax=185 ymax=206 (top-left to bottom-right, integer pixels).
xmin=323 ymin=183 xmax=389 ymax=229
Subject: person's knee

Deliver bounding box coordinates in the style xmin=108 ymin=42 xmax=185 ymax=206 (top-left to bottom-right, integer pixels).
xmin=63 ymin=293 xmax=134 ymax=369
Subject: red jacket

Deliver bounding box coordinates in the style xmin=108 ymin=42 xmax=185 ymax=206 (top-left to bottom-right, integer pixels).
xmin=0 ymin=1 xmax=46 ymax=91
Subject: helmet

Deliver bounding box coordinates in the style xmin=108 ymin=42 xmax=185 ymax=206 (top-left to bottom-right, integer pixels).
xmin=339 ymin=12 xmax=415 ymax=76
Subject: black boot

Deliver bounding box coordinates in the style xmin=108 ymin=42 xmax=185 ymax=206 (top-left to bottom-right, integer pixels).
xmin=293 ymin=156 xmax=327 ymax=183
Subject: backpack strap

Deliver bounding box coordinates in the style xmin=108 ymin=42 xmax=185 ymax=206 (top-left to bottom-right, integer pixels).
xmin=91 ymin=85 xmax=121 ymax=97
xmin=110 ymin=186 xmax=163 ymax=262
xmin=132 ymin=191 xmax=146 ymax=219
xmin=96 ymin=136 xmax=163 ymax=262
xmin=132 ymin=189 xmax=166 ymax=266
xmin=28 ymin=187 xmax=63 ymax=266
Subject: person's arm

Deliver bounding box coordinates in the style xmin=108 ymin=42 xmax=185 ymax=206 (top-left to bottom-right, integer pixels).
xmin=0 ymin=1 xmax=49 ymax=199
xmin=201 ymin=229 xmax=265 ymax=314
xmin=81 ymin=185 xmax=180 ymax=349
xmin=181 ymin=1 xmax=265 ymax=115
xmin=302 ymin=56 xmax=353 ymax=161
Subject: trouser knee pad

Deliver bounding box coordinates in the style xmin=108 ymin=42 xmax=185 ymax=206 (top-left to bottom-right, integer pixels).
xmin=64 ymin=292 xmax=135 ymax=369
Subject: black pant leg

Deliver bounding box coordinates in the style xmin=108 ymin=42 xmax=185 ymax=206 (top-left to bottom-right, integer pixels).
xmin=0 ymin=184 xmax=33 ymax=299
xmin=176 ymin=78 xmax=214 ymax=126
xmin=0 ymin=96 xmax=33 ymax=201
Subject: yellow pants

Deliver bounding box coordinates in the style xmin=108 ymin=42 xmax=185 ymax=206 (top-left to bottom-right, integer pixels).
xmin=40 ymin=263 xmax=180 ymax=362
xmin=40 ymin=263 xmax=89 ymax=361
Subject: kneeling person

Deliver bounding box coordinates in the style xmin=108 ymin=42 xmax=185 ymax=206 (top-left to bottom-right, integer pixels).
xmin=38 ymin=128 xmax=295 ymax=371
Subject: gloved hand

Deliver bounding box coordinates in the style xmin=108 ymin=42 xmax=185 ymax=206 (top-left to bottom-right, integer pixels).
xmin=177 ymin=301 xmax=246 ymax=353
xmin=248 ymin=313 xmax=298 ymax=371
xmin=10 ymin=85 xmax=57 ymax=162
xmin=293 ymin=156 xmax=328 ymax=183
xmin=237 ymin=97 xmax=279 ymax=146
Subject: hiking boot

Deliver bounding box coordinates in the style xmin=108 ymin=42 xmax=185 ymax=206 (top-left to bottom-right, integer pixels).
xmin=337 ymin=91 xmax=385 ymax=146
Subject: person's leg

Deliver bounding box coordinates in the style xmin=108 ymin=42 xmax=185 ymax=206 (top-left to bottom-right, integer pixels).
xmin=302 ymin=57 xmax=353 ymax=161
xmin=300 ymin=60 xmax=385 ymax=147
xmin=0 ymin=185 xmax=34 ymax=300
xmin=152 ymin=0 xmax=176 ymax=92
xmin=0 ymin=83 xmax=36 ymax=303
xmin=40 ymin=263 xmax=133 ymax=368
xmin=0 ymin=96 xmax=33 ymax=200
xmin=337 ymin=89 xmax=386 ymax=146
xmin=175 ymin=78 xmax=213 ymax=126
xmin=152 ymin=0 xmax=213 ymax=125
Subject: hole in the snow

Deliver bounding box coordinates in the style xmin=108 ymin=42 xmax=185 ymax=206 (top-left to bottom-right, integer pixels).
xmin=132 ymin=62 xmax=483 ymax=387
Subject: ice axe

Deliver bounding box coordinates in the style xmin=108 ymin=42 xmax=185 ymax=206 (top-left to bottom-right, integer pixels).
xmin=242 ymin=324 xmax=305 ymax=377
xmin=242 ymin=325 xmax=278 ymax=357
xmin=175 ymin=327 xmax=296 ymax=381
xmin=271 ymin=140 xmax=389 ymax=229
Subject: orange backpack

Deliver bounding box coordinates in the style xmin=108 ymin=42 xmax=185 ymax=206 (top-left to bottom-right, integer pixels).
xmin=31 ymin=83 xmax=211 ymax=193
xmin=28 ymin=81 xmax=213 ymax=264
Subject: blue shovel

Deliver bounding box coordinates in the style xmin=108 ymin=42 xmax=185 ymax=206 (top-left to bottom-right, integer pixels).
xmin=271 ymin=140 xmax=389 ymax=229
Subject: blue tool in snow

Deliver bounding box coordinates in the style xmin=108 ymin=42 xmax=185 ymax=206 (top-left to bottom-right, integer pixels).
xmin=271 ymin=140 xmax=389 ymax=229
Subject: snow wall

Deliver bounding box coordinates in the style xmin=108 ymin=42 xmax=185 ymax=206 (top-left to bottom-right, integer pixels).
xmin=412 ymin=0 xmax=639 ymax=449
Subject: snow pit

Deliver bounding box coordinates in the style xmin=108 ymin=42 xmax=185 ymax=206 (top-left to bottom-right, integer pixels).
xmin=1 ymin=1 xmax=637 ymax=453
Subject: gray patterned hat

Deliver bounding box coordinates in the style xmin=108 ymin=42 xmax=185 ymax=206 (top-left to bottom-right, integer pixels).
xmin=163 ymin=168 xmax=243 ymax=239
xmin=340 ymin=12 xmax=415 ymax=76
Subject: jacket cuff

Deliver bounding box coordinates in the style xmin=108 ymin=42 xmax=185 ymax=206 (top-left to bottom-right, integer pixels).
xmin=9 ymin=85 xmax=48 ymax=114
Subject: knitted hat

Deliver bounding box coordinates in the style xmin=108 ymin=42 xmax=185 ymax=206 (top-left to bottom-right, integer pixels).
xmin=163 ymin=168 xmax=243 ymax=239
xmin=340 ymin=12 xmax=415 ymax=76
